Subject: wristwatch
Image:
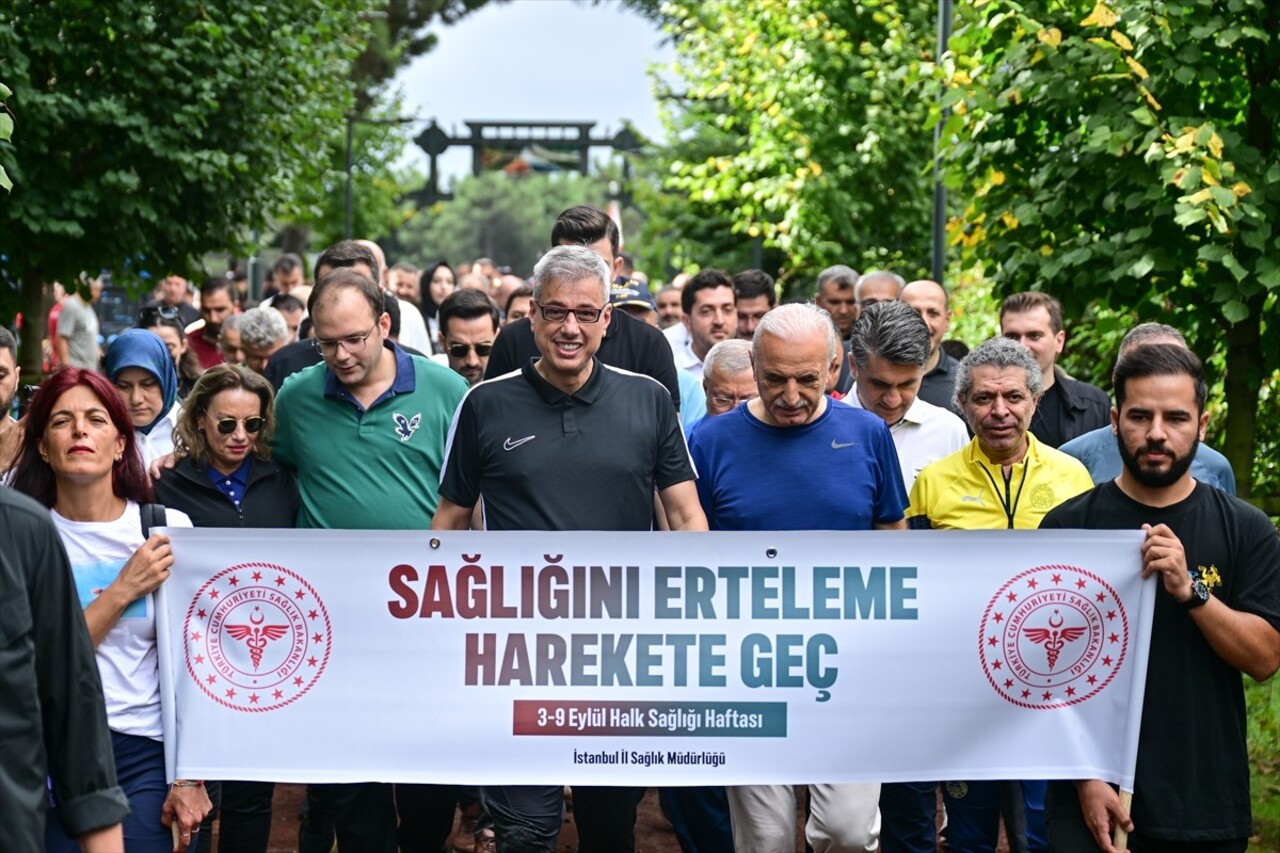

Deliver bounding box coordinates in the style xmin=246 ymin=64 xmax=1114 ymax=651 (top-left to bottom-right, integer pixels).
xmin=1183 ymin=578 xmax=1210 ymax=610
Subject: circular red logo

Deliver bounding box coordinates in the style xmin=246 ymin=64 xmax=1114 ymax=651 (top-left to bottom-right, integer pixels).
xmin=184 ymin=562 xmax=331 ymax=713
xmin=979 ymin=564 xmax=1127 ymax=709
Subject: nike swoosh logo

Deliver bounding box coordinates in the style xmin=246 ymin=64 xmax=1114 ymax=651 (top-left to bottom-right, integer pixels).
xmin=503 ymin=435 xmax=536 ymax=451
xmin=830 ymin=440 xmax=855 ymax=450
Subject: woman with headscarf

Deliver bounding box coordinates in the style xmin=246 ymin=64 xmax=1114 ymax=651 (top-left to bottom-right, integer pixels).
xmin=420 ymin=261 xmax=456 ymax=355
xmin=105 ymin=329 xmax=181 ymax=466
xmin=10 ymin=368 xmax=211 ymax=852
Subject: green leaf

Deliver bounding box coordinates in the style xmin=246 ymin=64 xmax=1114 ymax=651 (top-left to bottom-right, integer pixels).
xmin=0 ymin=166 xmax=10 ymax=193
xmin=1222 ymin=253 xmax=1248 ymax=282
xmin=1209 ymin=186 xmax=1237 ymax=208
xmin=0 ymin=112 xmax=11 ymax=143
xmin=1221 ymin=299 xmax=1249 ymax=322
xmin=1257 ymin=258 xmax=1280 ymax=289
xmin=1198 ymin=245 xmax=1228 ymax=263
xmin=1128 ymin=254 xmax=1155 ymax=278
xmin=1174 ymin=207 xmax=1208 ymax=226
xmin=1130 ymin=107 xmax=1156 ymax=126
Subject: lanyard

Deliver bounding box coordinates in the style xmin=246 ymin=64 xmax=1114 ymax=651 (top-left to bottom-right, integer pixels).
xmin=978 ymin=460 xmax=1029 ymax=529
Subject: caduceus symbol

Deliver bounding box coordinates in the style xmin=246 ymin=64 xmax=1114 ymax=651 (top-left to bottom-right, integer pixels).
xmin=1022 ymin=610 xmax=1086 ymax=672
xmin=224 ymin=607 xmax=289 ymax=671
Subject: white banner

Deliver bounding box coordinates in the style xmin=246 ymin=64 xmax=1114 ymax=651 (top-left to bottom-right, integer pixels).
xmin=156 ymin=529 xmax=1154 ymax=787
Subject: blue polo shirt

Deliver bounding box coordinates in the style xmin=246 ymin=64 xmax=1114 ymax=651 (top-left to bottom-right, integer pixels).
xmin=206 ymin=458 xmax=251 ymax=508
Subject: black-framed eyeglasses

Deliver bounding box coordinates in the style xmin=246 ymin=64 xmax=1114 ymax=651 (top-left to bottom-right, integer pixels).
xmin=214 ymin=416 xmax=265 ymax=435
xmin=446 ymin=343 xmax=493 ymax=359
xmin=312 ymin=323 xmax=377 ymax=356
xmin=532 ymin=302 xmax=607 ymax=324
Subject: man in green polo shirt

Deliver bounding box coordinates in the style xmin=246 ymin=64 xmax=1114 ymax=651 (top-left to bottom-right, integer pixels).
xmin=272 ymin=265 xmax=467 ymax=851
xmin=274 ymin=267 xmax=467 ymax=530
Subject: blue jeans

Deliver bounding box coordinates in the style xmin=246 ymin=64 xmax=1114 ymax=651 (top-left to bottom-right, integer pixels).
xmin=47 ymin=731 xmax=187 ymax=853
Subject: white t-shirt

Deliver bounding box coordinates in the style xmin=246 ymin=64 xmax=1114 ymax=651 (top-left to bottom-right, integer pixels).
xmin=847 ymin=392 xmax=970 ymax=492
xmin=54 ymin=501 xmax=193 ymax=738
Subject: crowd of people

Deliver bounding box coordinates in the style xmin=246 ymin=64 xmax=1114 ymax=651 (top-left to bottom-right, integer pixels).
xmin=0 ymin=202 xmax=1276 ymax=853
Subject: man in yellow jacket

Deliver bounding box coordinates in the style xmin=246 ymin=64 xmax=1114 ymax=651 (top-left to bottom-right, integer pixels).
xmin=906 ymin=336 xmax=1093 ymax=852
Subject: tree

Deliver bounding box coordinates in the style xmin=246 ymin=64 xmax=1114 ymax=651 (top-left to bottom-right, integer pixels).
xmin=391 ymin=170 xmax=617 ymax=275
xmin=0 ymin=0 xmax=366 ymax=374
xmin=653 ymin=0 xmax=939 ymax=289
xmin=934 ymin=0 xmax=1279 ymax=507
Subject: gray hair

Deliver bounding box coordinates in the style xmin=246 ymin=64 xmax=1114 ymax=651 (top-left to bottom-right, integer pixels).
xmin=816 ymin=264 xmax=858 ymax=292
xmin=703 ymin=339 xmax=753 ymax=380
xmin=954 ymin=336 xmax=1043 ymax=403
xmin=753 ymin=302 xmax=838 ymax=365
xmin=850 ymin=301 xmax=930 ymax=370
xmin=1119 ymin=322 xmax=1185 ymax=356
xmin=239 ymin=307 xmax=290 ymax=349
xmin=855 ymin=270 xmax=905 ymax=300
xmin=220 ymin=313 xmax=244 ymax=334
xmin=532 ymin=245 xmax=611 ymax=304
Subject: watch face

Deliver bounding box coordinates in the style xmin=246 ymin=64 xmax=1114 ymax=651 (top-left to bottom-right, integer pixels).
xmin=1188 ymin=580 xmax=1210 ymax=608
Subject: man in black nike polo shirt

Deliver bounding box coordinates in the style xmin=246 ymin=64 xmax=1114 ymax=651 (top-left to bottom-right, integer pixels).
xmin=433 ymin=245 xmax=707 ymax=853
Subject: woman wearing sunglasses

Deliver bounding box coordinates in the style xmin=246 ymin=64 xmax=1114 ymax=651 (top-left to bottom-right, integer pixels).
xmin=153 ymin=364 xmax=297 ymax=852
xmin=9 ymin=368 xmax=210 ymax=851
xmin=153 ymin=363 xmax=297 ymax=532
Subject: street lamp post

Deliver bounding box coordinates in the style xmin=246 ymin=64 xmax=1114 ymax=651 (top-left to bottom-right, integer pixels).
xmin=343 ymin=114 xmax=419 ymax=240
xmin=932 ymin=0 xmax=956 ymax=283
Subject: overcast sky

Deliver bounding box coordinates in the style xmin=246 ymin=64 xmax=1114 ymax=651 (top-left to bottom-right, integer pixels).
xmin=394 ymin=0 xmax=676 ymax=184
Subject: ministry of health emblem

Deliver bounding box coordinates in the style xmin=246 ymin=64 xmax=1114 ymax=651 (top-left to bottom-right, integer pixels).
xmin=185 ymin=562 xmax=332 ymax=712
xmin=979 ymin=564 xmax=1127 ymax=709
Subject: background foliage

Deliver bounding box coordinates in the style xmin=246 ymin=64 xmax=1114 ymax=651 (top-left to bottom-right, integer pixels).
xmin=650 ymin=0 xmax=938 ymax=290
xmin=930 ymin=0 xmax=1279 ymax=504
xmin=391 ymin=169 xmax=623 ymax=275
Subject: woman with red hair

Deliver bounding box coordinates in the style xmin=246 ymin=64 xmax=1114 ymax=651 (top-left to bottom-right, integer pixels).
xmin=10 ymin=368 xmax=211 ymax=852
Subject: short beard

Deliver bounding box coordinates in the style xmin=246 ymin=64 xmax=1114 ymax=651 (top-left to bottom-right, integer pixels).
xmin=1117 ymin=434 xmax=1197 ymax=488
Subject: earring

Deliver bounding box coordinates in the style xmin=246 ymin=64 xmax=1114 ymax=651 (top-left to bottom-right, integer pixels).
xmin=115 ymin=454 xmax=122 ymax=462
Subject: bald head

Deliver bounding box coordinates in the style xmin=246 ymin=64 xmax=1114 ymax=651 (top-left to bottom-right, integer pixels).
xmin=900 ymin=279 xmax=951 ymax=358
xmin=854 ymin=271 xmax=904 ymax=311
xmin=355 ymin=239 xmax=388 ymax=288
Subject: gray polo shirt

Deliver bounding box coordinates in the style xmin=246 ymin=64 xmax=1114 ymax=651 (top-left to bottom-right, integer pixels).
xmin=439 ymin=359 xmax=695 ymax=531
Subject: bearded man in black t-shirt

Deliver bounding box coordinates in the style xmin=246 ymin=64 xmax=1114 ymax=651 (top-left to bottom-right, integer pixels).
xmin=1039 ymin=344 xmax=1280 ymax=853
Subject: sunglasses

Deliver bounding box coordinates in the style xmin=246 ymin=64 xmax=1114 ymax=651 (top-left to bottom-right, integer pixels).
xmin=447 ymin=343 xmax=493 ymax=359
xmin=138 ymin=305 xmax=181 ymax=323
xmin=214 ymin=416 xmax=265 ymax=435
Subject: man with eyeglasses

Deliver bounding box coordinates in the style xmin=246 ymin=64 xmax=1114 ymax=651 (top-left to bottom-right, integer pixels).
xmin=264 ymin=241 xmax=434 ymax=392
xmin=688 ymin=303 xmax=907 ymax=853
xmin=433 ymin=245 xmax=707 ymax=853
xmin=483 ymin=205 xmax=680 ymax=411
xmin=272 ymin=266 xmax=468 ymax=853
xmin=437 ymin=288 xmax=500 ymax=387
